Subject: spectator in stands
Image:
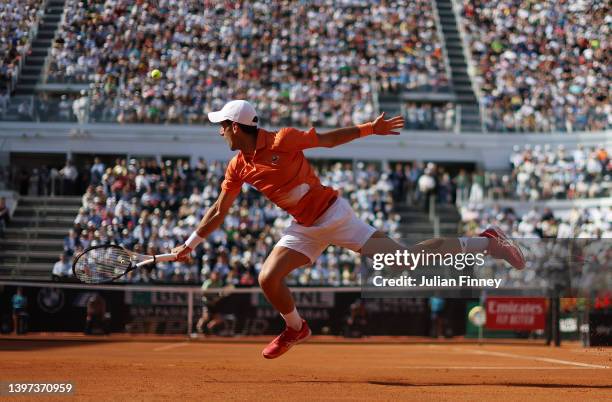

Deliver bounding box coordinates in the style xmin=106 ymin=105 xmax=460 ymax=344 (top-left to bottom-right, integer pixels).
xmin=63 ymin=229 xmax=80 ymax=256
xmin=437 ymin=171 xmax=453 ymax=204
xmin=28 ymin=168 xmax=40 ymax=195
xmin=469 ymin=171 xmax=485 ymax=204
xmin=454 ymin=169 xmax=470 ymax=206
xmin=72 ymin=90 xmax=88 ymax=124
xmin=17 ymin=99 xmax=33 ymax=120
xmin=58 ymin=95 xmax=72 ymax=121
xmin=405 ymin=163 xmax=422 ymax=204
xmin=90 ymin=157 xmax=105 ymax=186
xmin=60 ymin=160 xmax=78 ymax=195
xmin=52 ymin=253 xmax=72 ymax=281
xmin=389 ymin=163 xmax=407 ymax=202
xmin=417 ymin=164 xmax=437 ymax=211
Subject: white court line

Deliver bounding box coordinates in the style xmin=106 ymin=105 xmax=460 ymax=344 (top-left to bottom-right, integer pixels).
xmin=396 ymin=366 xmax=604 ymax=370
xmin=453 ymin=348 xmax=610 ymax=369
xmin=153 ymin=342 xmax=189 ymax=352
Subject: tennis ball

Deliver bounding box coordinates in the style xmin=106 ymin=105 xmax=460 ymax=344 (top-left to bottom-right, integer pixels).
xmin=468 ymin=305 xmax=486 ymax=327
xmin=150 ymin=69 xmax=162 ymax=79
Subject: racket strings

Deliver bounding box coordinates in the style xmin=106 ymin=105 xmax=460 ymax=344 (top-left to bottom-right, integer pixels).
xmin=74 ymin=247 xmax=133 ymax=283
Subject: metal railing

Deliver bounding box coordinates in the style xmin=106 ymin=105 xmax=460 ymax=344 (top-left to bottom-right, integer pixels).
xmin=431 ymin=0 xmax=454 ymax=104
xmin=428 ymin=194 xmax=441 ymax=238
xmin=449 ymin=0 xmax=487 ymax=133
xmin=454 ymin=104 xmax=461 ymax=134
xmin=2 ymin=94 xmax=608 ymax=133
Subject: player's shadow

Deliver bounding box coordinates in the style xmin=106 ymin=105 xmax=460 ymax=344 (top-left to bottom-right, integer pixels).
xmin=203 ymin=379 xmax=612 ymax=389
xmin=368 ymin=380 xmax=612 ymax=389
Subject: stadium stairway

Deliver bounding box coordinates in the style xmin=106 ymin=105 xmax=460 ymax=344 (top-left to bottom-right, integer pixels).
xmin=396 ymin=202 xmax=460 ymax=244
xmin=434 ymin=0 xmax=482 ymax=132
xmin=8 ymin=0 xmax=66 ymax=117
xmin=0 ymin=195 xmax=79 ymax=280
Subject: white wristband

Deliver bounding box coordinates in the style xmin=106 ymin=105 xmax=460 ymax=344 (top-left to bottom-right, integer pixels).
xmin=185 ymin=232 xmax=204 ymax=249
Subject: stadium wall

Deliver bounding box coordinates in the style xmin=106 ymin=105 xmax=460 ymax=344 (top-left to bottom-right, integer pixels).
xmin=0 ymin=122 xmax=610 ymax=170
xmin=0 ymin=283 xmax=434 ymax=337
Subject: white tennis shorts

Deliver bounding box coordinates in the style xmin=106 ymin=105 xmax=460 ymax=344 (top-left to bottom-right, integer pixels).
xmin=275 ymin=197 xmax=377 ymax=263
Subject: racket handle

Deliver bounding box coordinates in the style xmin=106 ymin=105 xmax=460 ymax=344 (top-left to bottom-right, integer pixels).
xmin=155 ymin=253 xmax=178 ymax=262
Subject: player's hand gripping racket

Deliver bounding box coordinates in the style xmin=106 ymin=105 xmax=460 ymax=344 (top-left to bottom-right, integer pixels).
xmin=72 ymin=245 xmax=177 ymax=284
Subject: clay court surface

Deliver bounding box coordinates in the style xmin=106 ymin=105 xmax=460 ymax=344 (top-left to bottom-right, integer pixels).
xmin=1 ymin=336 xmax=611 ymax=401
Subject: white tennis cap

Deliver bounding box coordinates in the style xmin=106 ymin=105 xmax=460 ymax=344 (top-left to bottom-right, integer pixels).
xmin=208 ymin=100 xmax=258 ymax=126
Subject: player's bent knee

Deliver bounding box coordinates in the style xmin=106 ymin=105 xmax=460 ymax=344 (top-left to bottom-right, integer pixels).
xmin=258 ymin=269 xmax=278 ymax=291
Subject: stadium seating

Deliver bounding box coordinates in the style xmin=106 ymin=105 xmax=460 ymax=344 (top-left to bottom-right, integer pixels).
xmin=45 ymin=0 xmax=448 ymax=126
xmin=403 ymin=102 xmax=455 ymax=131
xmin=461 ymin=203 xmax=612 ymax=239
xmin=0 ymin=0 xmax=44 ymax=95
xmin=460 ymin=201 xmax=611 ymax=287
xmin=3 ymin=146 xmax=608 ymax=284
xmin=3 ymin=0 xmax=608 ymax=135
xmin=58 ymin=157 xmax=401 ymax=285
xmin=507 ymin=145 xmax=611 ymax=200
xmin=460 ymin=0 xmax=610 ymax=132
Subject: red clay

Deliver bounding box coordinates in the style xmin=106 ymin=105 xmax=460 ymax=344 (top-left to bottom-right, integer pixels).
xmin=1 ymin=335 xmax=610 ymax=401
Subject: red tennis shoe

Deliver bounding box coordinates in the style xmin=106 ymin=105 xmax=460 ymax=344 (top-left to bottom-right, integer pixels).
xmin=480 ymin=226 xmax=526 ymax=270
xmin=262 ymin=320 xmax=311 ymax=359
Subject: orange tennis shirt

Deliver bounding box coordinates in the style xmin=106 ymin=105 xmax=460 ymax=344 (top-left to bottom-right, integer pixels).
xmin=221 ymin=127 xmax=338 ymax=227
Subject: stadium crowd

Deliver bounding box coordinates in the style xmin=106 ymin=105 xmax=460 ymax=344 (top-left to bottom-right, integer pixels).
xmin=461 ymin=202 xmax=611 ymax=288
xmin=54 ymin=157 xmax=400 ymax=285
xmin=3 ymin=0 xmax=609 ymax=137
xmin=403 ymin=102 xmax=455 ymax=131
xmin=50 ymin=152 xmax=610 ymax=286
xmin=46 ymin=0 xmax=447 ymax=126
xmin=1 ymin=160 xmax=84 ymax=197
xmin=0 ymin=0 xmax=43 ymax=95
xmin=462 ymin=204 xmax=612 ymax=240
xmin=461 ymin=0 xmax=610 ymax=132
xmin=507 ymin=144 xmax=610 ymax=201
xmin=5 ymin=142 xmax=608 ymax=211
xmin=0 ymin=142 xmax=593 ymax=285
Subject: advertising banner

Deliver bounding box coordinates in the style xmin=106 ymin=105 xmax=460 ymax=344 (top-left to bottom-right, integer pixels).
xmin=485 ymin=297 xmax=547 ymax=331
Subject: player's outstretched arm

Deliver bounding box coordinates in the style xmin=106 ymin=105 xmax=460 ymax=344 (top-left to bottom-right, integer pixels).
xmin=171 ymin=187 xmax=240 ymax=262
xmin=316 ymin=112 xmax=404 ymax=148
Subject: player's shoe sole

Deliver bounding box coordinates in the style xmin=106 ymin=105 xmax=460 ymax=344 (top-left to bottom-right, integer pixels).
xmin=480 ymin=226 xmax=526 ymax=270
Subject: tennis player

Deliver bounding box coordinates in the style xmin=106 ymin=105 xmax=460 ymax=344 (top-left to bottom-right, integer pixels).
xmin=172 ymin=100 xmax=525 ymax=359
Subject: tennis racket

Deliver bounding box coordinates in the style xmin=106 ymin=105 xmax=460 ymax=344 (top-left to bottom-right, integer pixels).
xmin=72 ymin=244 xmax=177 ymax=284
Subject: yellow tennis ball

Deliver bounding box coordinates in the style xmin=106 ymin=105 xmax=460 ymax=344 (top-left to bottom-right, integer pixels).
xmin=468 ymin=305 xmax=486 ymax=327
xmin=150 ymin=69 xmax=162 ymax=79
